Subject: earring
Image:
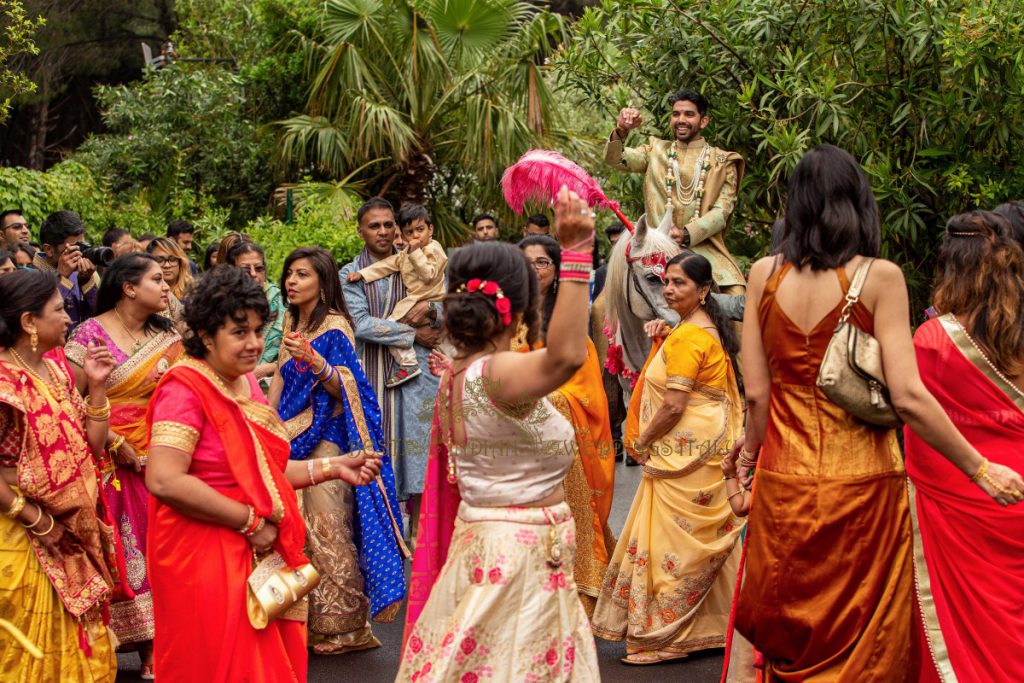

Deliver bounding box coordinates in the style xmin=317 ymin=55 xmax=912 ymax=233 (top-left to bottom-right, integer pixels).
xmin=29 ymin=329 xmax=38 ymax=353
xmin=127 ymin=290 xmax=137 ymax=299
xmin=511 ymin=317 xmax=529 ymax=352
xmin=699 ymin=294 xmax=706 ymax=306
xmin=320 ymin=290 xmax=327 ymax=304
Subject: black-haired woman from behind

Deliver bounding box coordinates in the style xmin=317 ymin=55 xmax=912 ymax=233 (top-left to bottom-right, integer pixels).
xmin=400 ymin=189 xmax=601 ymax=681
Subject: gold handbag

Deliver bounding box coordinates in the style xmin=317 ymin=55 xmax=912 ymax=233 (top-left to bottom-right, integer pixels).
xmin=815 ymin=258 xmax=901 ymax=428
xmin=246 ymin=551 xmax=320 ymax=629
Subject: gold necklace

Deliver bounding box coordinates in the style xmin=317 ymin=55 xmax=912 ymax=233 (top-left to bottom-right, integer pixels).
xmin=114 ymin=307 xmax=145 ymax=351
xmin=8 ymin=347 xmax=65 ymax=401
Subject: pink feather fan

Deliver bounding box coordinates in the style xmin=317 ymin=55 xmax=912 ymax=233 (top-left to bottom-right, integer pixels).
xmin=501 ymin=150 xmax=635 ymax=232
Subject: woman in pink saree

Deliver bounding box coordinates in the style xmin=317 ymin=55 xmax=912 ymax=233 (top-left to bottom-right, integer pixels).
xmin=905 ymin=211 xmax=1024 ymax=682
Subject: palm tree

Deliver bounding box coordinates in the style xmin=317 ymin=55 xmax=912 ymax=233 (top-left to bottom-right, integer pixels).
xmin=276 ymin=0 xmax=571 ymax=243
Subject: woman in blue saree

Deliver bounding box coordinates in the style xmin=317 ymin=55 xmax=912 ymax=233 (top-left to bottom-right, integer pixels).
xmin=269 ymin=247 xmax=407 ymax=655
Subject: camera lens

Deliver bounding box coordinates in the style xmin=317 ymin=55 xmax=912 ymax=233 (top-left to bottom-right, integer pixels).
xmin=78 ymin=242 xmax=115 ymax=267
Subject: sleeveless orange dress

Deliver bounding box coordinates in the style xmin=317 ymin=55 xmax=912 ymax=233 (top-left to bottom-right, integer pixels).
xmin=735 ymin=262 xmax=913 ymax=681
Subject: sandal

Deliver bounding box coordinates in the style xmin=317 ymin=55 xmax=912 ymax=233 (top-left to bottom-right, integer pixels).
xmin=621 ymin=650 xmax=689 ymax=665
xmin=312 ymin=635 xmax=382 ymax=655
xmin=140 ymin=661 xmax=155 ymax=680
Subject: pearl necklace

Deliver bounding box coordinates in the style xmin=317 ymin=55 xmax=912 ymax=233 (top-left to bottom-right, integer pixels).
xmin=666 ymin=142 xmax=711 ymax=208
xmin=954 ymin=317 xmax=1024 ymax=399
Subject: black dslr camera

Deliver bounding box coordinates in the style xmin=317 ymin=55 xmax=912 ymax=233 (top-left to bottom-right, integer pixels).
xmin=77 ymin=242 xmax=114 ymax=267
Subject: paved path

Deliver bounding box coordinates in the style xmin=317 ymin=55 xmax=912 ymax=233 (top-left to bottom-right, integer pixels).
xmin=118 ymin=461 xmax=725 ymax=681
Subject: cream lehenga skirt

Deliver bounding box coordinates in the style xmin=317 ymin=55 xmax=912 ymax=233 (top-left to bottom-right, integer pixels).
xmin=397 ymin=502 xmax=600 ymax=682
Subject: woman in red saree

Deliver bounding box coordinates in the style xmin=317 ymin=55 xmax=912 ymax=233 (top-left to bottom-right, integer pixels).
xmin=144 ymin=267 xmax=380 ymax=683
xmin=905 ymin=211 xmax=1024 ymax=682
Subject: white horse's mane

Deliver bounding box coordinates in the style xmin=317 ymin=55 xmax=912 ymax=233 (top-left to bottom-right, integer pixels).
xmin=604 ymin=225 xmax=681 ymax=328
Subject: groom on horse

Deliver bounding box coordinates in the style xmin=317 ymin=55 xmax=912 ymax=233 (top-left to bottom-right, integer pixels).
xmin=605 ymin=87 xmax=746 ymax=299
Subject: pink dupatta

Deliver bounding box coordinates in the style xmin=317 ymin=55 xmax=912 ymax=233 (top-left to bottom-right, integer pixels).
xmin=402 ymin=385 xmax=462 ymax=649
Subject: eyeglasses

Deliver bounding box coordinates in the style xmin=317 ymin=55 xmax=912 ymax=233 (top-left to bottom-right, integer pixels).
xmin=243 ymin=265 xmax=266 ymax=274
xmin=4 ymin=222 xmax=28 ymax=231
xmin=529 ymin=258 xmax=555 ymax=270
xmin=152 ymin=256 xmax=179 ymax=266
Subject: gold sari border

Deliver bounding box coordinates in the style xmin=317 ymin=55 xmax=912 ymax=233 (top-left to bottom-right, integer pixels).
xmin=907 ymin=480 xmax=958 ymax=683
xmin=151 ymin=421 xmax=199 ymax=454
xmin=938 ymin=314 xmax=1024 ymax=411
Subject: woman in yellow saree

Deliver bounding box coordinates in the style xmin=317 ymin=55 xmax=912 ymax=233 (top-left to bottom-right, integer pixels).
xmin=0 ymin=269 xmax=120 ymax=682
xmin=67 ymin=254 xmax=184 ymax=678
xmin=520 ymin=236 xmax=617 ymax=614
xmin=592 ymin=252 xmax=744 ymax=664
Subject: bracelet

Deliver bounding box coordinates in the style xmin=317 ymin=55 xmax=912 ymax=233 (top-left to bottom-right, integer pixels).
xmin=307 ymin=460 xmax=317 ymax=486
xmin=321 ymin=458 xmax=333 ymax=481
xmin=22 ymin=505 xmax=45 ymax=529
xmin=727 ymin=490 xmax=744 ymax=501
xmin=109 ymin=434 xmax=125 ymax=456
xmin=562 ymin=235 xmax=595 ymax=253
xmin=237 ymin=505 xmax=256 ymax=533
xmin=738 ymin=448 xmax=759 ymax=468
xmin=560 ymin=248 xmax=593 ymax=263
xmin=4 ymin=493 xmax=26 ymax=519
xmin=970 ymin=458 xmax=989 ymax=483
xmin=723 ymin=475 xmax=736 ymax=481
xmin=314 ymin=357 xmax=331 ymax=380
xmin=30 ymin=514 xmax=56 ymax=536
xmin=85 ymin=397 xmax=111 ymax=419
xmin=245 ymin=517 xmax=266 ymax=538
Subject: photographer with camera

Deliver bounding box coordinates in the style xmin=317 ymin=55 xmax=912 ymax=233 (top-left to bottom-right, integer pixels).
xmin=33 ymin=210 xmax=106 ymax=329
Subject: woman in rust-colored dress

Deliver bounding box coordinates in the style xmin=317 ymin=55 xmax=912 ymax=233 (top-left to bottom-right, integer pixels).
xmin=732 ymin=145 xmax=1018 ymax=681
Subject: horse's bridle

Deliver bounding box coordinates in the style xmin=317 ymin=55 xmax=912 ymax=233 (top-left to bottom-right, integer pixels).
xmin=624 ymin=239 xmax=666 ymax=317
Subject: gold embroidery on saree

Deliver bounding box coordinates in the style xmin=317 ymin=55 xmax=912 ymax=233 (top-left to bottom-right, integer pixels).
xmin=150 ymin=421 xmax=200 ymax=454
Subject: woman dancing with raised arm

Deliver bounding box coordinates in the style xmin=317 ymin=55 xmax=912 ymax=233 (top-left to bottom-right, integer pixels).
xmin=399 ymin=188 xmax=600 ymax=682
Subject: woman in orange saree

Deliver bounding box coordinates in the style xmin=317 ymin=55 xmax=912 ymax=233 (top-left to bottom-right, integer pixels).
xmin=0 ymin=269 xmax=121 ymax=682
xmin=904 ymin=212 xmax=1024 ymax=682
xmin=144 ymin=267 xmax=380 ymax=683
xmin=520 ymin=235 xmax=617 ymax=614
xmin=67 ymin=253 xmax=184 ymax=677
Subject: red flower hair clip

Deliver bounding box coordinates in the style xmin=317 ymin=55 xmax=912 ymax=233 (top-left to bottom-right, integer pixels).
xmin=460 ymin=278 xmax=513 ymax=326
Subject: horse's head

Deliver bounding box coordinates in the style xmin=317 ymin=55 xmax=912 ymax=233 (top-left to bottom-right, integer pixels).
xmin=604 ymin=214 xmax=683 ymax=379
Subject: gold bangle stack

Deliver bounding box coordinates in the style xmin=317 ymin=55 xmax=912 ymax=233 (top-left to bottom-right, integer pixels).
xmin=970 ymin=458 xmax=989 ymax=483
xmin=29 ymin=514 xmax=55 ymax=536
xmin=321 ymin=458 xmax=333 ymax=481
xmin=237 ymin=505 xmax=256 ymax=533
xmin=307 ymin=460 xmax=317 ymax=486
xmin=22 ymin=506 xmax=45 ymax=529
xmin=4 ymin=493 xmax=26 ymax=519
xmin=86 ymin=397 xmax=111 ymax=422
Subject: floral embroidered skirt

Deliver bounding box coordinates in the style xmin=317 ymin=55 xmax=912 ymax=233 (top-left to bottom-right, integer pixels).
xmin=397 ymin=502 xmax=600 ymax=682
xmin=105 ymin=467 xmax=154 ymax=644
xmin=591 ymin=465 xmax=743 ymax=655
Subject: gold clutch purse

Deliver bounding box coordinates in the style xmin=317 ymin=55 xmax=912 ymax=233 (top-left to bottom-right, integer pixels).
xmin=246 ymin=551 xmax=320 ymax=629
xmin=816 ymin=258 xmax=901 ymax=428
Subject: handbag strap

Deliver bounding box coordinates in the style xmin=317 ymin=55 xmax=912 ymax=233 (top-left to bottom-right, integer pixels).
xmin=836 ymin=258 xmax=874 ymax=325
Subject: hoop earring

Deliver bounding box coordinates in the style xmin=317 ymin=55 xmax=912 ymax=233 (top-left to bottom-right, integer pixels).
xmin=29 ymin=329 xmax=38 ymax=353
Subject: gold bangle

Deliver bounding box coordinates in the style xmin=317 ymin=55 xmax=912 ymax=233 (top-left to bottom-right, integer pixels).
xmin=30 ymin=514 xmax=56 ymax=536
xmin=244 ymin=517 xmax=266 ymax=538
xmin=110 ymin=434 xmax=125 ymax=456
xmin=22 ymin=505 xmax=45 ymax=529
xmin=307 ymin=460 xmax=317 ymax=486
xmin=970 ymin=458 xmax=989 ymax=483
xmin=237 ymin=505 xmax=255 ymax=533
xmin=727 ymin=490 xmax=744 ymax=500
xmin=4 ymin=493 xmax=26 ymax=519
xmin=85 ymin=397 xmax=110 ymax=415
xmin=321 ymin=458 xmax=332 ymax=481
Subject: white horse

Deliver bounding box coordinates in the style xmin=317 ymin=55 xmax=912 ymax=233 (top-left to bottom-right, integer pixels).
xmin=604 ymin=214 xmax=745 ymax=386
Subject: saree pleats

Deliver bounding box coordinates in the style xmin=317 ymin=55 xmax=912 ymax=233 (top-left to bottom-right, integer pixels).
xmin=148 ymin=500 xmax=307 ymax=683
xmin=397 ymin=502 xmax=600 ymax=682
xmin=0 ymin=511 xmax=116 ymax=683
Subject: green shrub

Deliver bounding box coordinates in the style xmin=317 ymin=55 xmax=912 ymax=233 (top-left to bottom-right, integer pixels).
xmin=244 ymin=196 xmax=364 ymax=283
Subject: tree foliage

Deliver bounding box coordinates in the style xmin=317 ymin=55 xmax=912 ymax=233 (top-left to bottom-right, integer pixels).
xmin=277 ymin=0 xmax=577 ymax=244
xmin=555 ymin=0 xmax=1024 ymax=303
xmin=0 ymin=0 xmax=43 ymax=125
